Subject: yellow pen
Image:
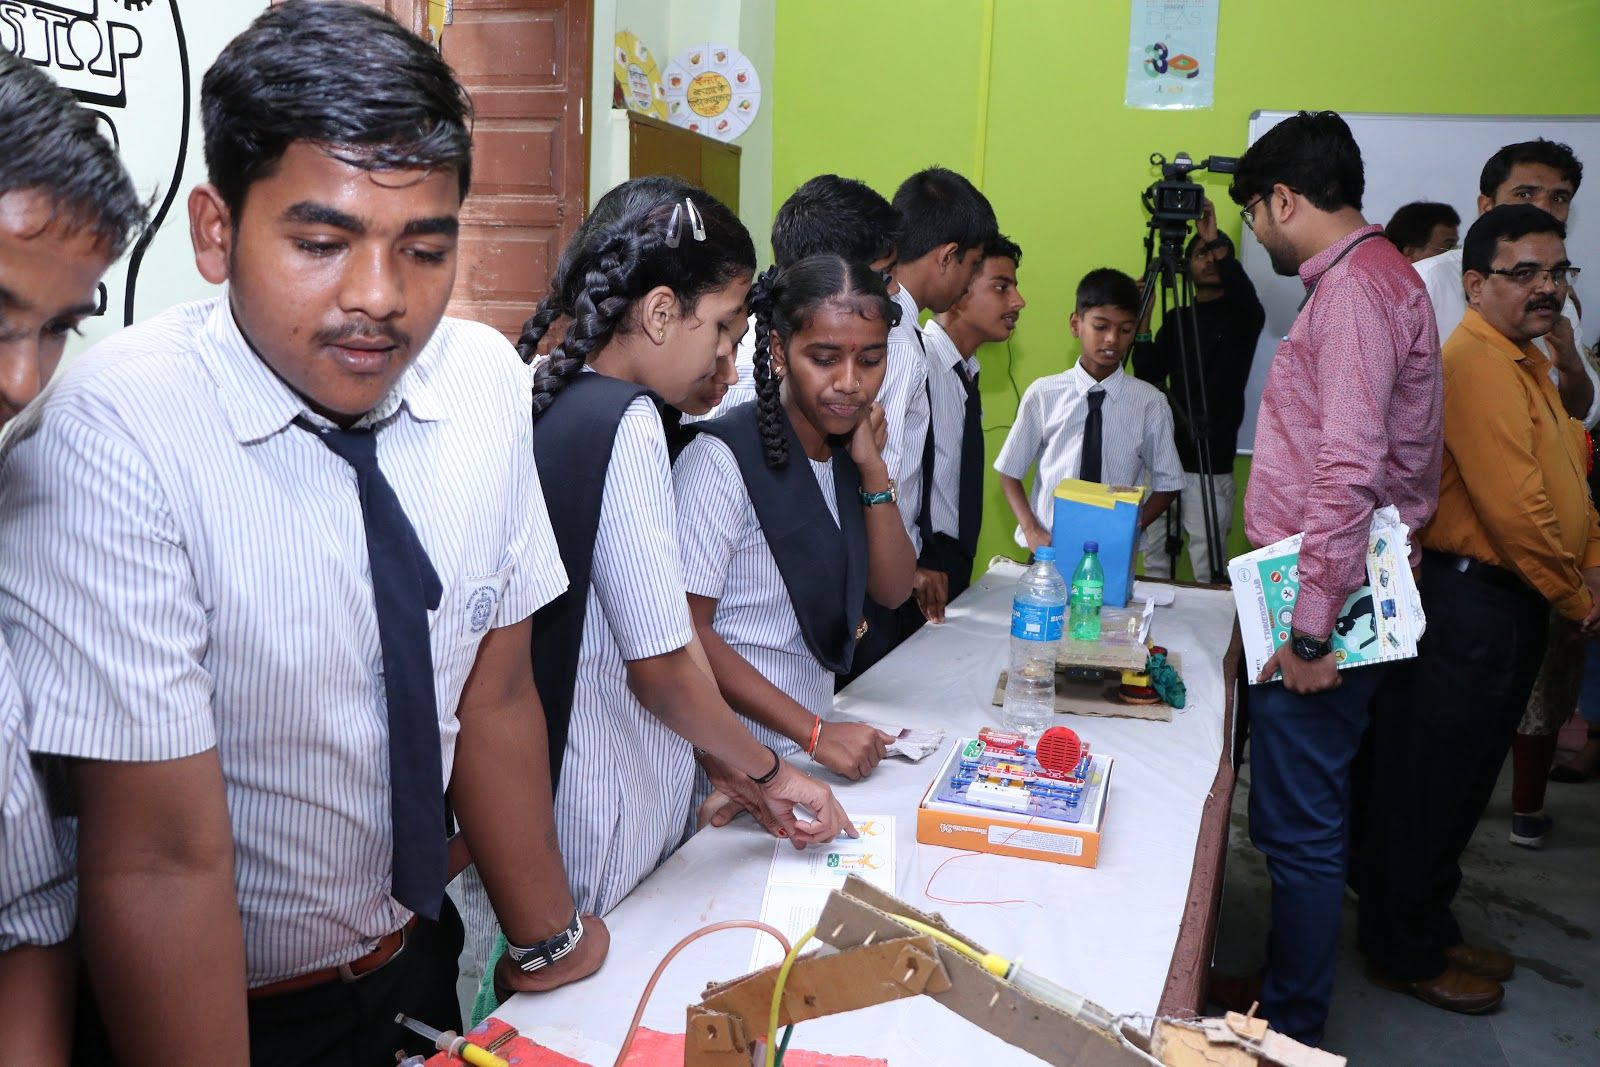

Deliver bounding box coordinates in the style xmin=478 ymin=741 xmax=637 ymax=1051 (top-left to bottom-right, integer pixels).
xmin=395 ymin=1014 xmax=511 ymax=1067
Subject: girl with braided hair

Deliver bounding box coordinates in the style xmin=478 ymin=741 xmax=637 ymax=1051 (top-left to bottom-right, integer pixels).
xmin=518 ymin=175 xmax=740 ymax=444
xmin=674 ymin=255 xmax=917 ymax=830
xmin=472 ymin=180 xmax=856 ymax=1013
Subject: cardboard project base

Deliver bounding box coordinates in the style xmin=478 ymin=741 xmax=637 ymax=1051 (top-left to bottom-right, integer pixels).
xmin=993 ymin=668 xmax=1175 ymax=723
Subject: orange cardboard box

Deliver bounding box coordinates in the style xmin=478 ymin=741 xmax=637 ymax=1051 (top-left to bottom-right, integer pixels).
xmin=915 ymin=740 xmax=1112 ymax=869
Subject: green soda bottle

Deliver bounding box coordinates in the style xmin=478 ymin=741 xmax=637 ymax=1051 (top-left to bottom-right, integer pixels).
xmin=1068 ymin=540 xmax=1104 ymax=641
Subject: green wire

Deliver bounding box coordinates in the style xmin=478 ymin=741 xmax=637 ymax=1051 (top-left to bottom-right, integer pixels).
xmin=774 ymin=1024 xmax=794 ymax=1066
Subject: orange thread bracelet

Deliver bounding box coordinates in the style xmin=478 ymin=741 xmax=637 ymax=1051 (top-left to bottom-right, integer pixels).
xmin=807 ymin=715 xmax=823 ymax=758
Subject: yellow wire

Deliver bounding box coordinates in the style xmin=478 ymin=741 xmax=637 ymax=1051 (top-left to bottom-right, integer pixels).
xmin=765 ymin=926 xmax=815 ymax=1067
xmin=761 ymin=915 xmax=1012 ymax=1067
xmin=888 ymin=914 xmax=1012 ymax=980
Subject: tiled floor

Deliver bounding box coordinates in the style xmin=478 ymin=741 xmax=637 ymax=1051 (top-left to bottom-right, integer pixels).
xmin=1211 ymin=728 xmax=1600 ymax=1065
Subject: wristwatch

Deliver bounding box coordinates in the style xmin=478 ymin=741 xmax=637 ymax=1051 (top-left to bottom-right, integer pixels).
xmin=506 ymin=911 xmax=585 ymax=973
xmin=1290 ymin=631 xmax=1332 ymax=662
xmin=860 ymin=478 xmax=897 ymax=506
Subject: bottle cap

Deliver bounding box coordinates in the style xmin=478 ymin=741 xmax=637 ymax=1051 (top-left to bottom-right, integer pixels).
xmin=1035 ymin=546 xmax=1055 ymax=561
xmin=1083 ymin=540 xmax=1099 ymax=553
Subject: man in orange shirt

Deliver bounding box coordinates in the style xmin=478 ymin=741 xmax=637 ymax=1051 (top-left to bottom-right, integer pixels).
xmin=1358 ymin=204 xmax=1599 ymax=1014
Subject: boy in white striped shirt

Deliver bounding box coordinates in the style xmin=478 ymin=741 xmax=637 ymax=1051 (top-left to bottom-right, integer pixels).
xmin=0 ymin=48 xmax=144 ymax=1061
xmin=995 ymin=269 xmax=1184 ymax=552
xmin=0 ymin=5 xmax=603 ymax=1063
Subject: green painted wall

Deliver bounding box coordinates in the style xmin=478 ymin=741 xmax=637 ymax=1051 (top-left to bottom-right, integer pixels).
xmin=771 ymin=0 xmax=1600 ymax=579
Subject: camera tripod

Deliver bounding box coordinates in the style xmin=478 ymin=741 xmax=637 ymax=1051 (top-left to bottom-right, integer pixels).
xmin=1134 ymin=218 xmax=1228 ymax=585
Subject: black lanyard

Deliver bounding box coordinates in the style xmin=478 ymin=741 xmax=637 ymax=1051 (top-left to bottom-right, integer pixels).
xmin=1298 ymin=231 xmax=1383 ymax=311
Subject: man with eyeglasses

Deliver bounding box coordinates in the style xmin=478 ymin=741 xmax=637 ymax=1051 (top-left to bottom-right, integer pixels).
xmin=1415 ymin=139 xmax=1591 ymax=851
xmin=1223 ymin=110 xmax=1442 ymax=1047
xmin=1415 ymin=139 xmax=1591 ymax=426
xmin=1358 ymin=204 xmax=1598 ymax=1016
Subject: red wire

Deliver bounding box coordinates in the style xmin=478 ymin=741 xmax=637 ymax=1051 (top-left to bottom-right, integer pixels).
xmin=922 ymin=801 xmax=1045 ymax=909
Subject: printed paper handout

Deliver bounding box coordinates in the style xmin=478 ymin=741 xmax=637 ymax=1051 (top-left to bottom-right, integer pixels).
xmin=750 ymin=815 xmax=895 ymax=970
xmin=1230 ymin=506 xmax=1426 ymax=680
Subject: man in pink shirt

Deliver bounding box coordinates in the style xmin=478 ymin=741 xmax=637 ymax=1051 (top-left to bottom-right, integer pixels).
xmin=1229 ymin=111 xmax=1442 ymax=1046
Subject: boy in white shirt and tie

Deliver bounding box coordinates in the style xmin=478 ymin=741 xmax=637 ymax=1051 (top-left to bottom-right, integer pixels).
xmin=996 ymin=268 xmax=1184 ymax=553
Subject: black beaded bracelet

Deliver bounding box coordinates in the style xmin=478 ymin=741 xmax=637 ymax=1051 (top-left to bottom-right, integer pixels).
xmin=748 ymin=744 xmax=782 ymax=785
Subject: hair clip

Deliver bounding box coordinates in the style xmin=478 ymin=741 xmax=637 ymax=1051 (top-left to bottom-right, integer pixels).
xmin=665 ymin=196 xmax=707 ymax=249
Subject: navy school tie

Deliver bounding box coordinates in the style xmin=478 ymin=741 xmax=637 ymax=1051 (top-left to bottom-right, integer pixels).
xmin=956 ymin=364 xmax=983 ymax=557
xmin=305 ymin=421 xmax=448 ymax=920
xmin=1078 ymin=387 xmax=1106 ymax=483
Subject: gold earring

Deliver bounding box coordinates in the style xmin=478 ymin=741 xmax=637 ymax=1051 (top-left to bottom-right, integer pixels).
xmin=657 ymin=328 xmax=665 ymax=342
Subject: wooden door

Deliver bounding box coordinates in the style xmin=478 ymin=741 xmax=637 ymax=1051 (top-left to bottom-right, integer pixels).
xmin=380 ymin=1 xmax=592 ymax=340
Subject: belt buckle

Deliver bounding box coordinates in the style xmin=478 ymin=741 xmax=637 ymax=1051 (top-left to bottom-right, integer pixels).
xmin=338 ymin=924 xmax=407 ymax=983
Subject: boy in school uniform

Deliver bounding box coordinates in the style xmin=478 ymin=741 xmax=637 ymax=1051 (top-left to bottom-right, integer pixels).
xmin=917 ymin=233 xmax=1027 ymax=619
xmin=995 ymin=269 xmax=1184 ymax=552
xmin=0 ymin=5 xmax=604 ymax=1063
xmin=688 ymin=173 xmax=901 ymax=422
xmin=0 ymin=49 xmax=144 ymax=1059
xmin=846 ymin=167 xmax=997 ymax=679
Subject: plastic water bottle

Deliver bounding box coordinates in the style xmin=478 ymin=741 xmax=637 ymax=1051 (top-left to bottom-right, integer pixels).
xmin=1003 ymin=547 xmax=1068 ymax=734
xmin=1069 ymin=541 xmax=1105 ymax=641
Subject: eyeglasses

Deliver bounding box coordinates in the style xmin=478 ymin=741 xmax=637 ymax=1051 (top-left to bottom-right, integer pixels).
xmin=1484 ymin=264 xmax=1582 ymax=288
xmin=1240 ymin=196 xmax=1265 ymax=231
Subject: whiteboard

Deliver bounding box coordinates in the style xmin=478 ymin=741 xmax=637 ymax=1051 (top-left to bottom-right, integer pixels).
xmin=1236 ymin=111 xmax=1600 ymax=451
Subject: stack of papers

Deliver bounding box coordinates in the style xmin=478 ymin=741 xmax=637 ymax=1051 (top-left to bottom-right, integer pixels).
xmin=1230 ymin=505 xmax=1426 ymax=680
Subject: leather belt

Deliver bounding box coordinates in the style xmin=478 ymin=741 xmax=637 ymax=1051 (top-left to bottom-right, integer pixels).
xmin=1423 ymin=549 xmax=1533 ymax=597
xmin=247 ymin=915 xmax=418 ymax=999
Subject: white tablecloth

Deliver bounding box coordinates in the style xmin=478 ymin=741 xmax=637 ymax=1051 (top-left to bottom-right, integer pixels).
xmin=497 ymin=562 xmax=1237 ymax=1065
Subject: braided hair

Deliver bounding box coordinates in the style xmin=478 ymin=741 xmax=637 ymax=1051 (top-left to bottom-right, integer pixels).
xmin=521 ymin=177 xmax=755 ymax=419
xmin=748 ymin=254 xmax=902 ymax=470
xmin=748 ymin=265 xmax=788 ymax=469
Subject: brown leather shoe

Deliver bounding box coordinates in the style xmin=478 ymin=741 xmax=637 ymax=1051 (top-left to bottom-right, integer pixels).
xmin=1445 ymin=942 xmax=1514 ymax=982
xmin=1368 ymin=964 xmax=1503 ymax=1014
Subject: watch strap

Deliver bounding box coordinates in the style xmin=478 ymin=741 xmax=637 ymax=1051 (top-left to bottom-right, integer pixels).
xmin=1290 ymin=632 xmax=1331 ymax=661
xmin=859 ymin=478 xmax=897 ymax=506
xmin=506 ymin=911 xmax=584 ymax=973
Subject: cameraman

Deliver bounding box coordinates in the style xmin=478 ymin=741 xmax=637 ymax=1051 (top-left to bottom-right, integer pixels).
xmin=1134 ymin=197 xmax=1265 ymax=581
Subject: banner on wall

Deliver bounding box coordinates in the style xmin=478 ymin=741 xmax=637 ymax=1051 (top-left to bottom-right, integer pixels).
xmin=1125 ymin=0 xmax=1218 ymax=110
xmin=613 ymin=29 xmax=667 ymax=120
xmin=663 ymin=42 xmax=760 ymax=143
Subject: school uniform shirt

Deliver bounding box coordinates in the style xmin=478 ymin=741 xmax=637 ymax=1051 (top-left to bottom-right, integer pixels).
xmin=0 ymin=296 xmax=566 ymax=987
xmin=921 ymin=319 xmax=981 ymax=541
xmin=674 ymin=434 xmax=840 ymax=756
xmin=882 ymin=283 xmax=932 ymax=553
xmin=1415 ymin=247 xmax=1596 ymax=428
xmin=673 ymin=433 xmax=840 ymax=828
xmin=553 ymin=393 xmax=699 ymax=915
xmin=0 ymin=645 xmax=74 ymax=953
xmin=993 ymin=363 xmax=1185 ymax=549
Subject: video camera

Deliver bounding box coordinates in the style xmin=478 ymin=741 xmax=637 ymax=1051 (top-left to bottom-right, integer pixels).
xmin=1143 ymin=151 xmax=1239 ymax=226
